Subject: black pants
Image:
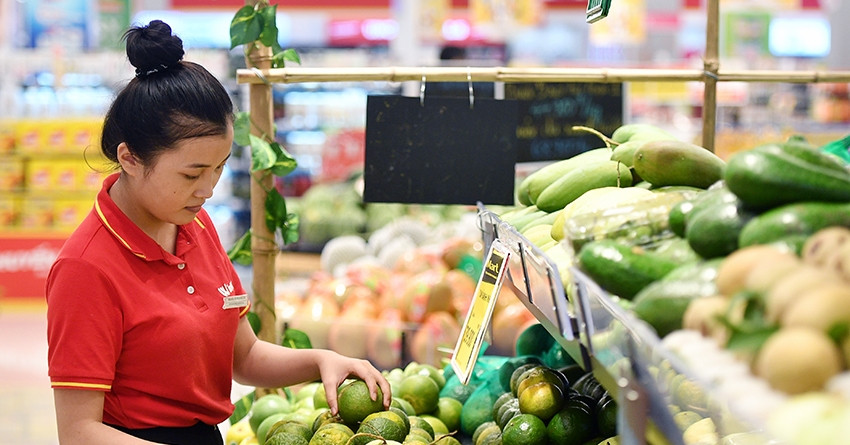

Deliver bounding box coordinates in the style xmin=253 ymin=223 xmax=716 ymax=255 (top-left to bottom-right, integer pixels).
xmin=106 ymin=421 xmax=223 ymax=445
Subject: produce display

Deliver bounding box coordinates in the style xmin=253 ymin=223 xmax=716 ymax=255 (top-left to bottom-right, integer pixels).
xmin=492 ymin=124 xmax=850 ymax=444
xmin=226 ymin=323 xmax=618 ymax=445
xmin=276 ymin=214 xmax=537 ymax=369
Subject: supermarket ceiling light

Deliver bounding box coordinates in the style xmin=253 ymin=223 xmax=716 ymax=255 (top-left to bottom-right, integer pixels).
xmin=442 ymin=19 xmax=471 ymax=41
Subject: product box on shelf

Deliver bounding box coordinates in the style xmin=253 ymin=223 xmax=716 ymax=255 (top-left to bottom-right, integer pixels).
xmin=0 ymin=158 xmax=25 ymax=190
xmin=0 ymin=196 xmax=20 ymax=228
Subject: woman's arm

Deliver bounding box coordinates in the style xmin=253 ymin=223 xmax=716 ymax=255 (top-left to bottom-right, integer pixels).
xmin=232 ymin=317 xmax=391 ymax=414
xmin=54 ymin=389 xmax=153 ymax=445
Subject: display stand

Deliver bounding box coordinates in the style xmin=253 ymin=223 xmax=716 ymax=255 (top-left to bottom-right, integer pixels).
xmin=235 ymin=0 xmax=850 ymax=442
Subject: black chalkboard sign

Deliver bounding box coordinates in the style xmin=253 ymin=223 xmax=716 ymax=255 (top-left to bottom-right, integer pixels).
xmin=363 ymin=95 xmax=518 ymax=205
xmin=505 ymin=82 xmax=624 ymax=163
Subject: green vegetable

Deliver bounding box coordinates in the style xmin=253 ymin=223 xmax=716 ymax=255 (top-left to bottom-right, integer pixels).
xmin=738 ymin=201 xmax=850 ymax=248
xmin=686 ymin=197 xmax=756 ymax=259
xmin=518 ymin=148 xmax=612 ymax=204
xmin=535 ymin=160 xmax=633 ymax=213
xmin=577 ymin=239 xmax=679 ymax=300
xmin=725 ymin=143 xmax=850 ymax=209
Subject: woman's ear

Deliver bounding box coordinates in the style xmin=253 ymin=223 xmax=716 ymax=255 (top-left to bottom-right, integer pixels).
xmin=116 ymin=142 xmax=143 ymax=176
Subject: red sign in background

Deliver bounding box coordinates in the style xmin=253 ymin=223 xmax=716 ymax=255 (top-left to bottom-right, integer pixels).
xmin=0 ymin=236 xmax=66 ymax=300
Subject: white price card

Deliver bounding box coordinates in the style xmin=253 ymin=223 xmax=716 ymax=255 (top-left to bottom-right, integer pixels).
xmin=451 ymin=239 xmax=511 ymax=385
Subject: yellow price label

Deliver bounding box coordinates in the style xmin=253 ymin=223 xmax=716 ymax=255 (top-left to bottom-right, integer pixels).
xmin=451 ymin=239 xmax=510 ymax=385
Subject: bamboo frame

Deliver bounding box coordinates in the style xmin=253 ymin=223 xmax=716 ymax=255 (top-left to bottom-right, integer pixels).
xmin=237 ymin=66 xmax=850 ymax=85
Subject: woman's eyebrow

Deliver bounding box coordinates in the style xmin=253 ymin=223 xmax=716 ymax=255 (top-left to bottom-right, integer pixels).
xmin=185 ymin=154 xmax=232 ymax=169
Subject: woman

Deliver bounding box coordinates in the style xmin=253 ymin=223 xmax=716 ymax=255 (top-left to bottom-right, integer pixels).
xmin=45 ymin=20 xmax=390 ymax=445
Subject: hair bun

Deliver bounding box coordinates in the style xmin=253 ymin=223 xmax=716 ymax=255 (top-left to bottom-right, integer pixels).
xmin=125 ymin=20 xmax=185 ymax=76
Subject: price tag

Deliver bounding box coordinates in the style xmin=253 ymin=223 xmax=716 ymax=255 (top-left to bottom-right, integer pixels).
xmin=586 ymin=0 xmax=612 ymax=23
xmin=451 ymin=239 xmax=511 ymax=385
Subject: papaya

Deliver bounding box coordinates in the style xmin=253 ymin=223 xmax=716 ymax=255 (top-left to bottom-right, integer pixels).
xmin=519 ymin=148 xmax=613 ymax=204
xmin=535 ymin=160 xmax=633 ymax=213
xmin=610 ymin=123 xmax=674 ymax=144
xmin=633 ymin=140 xmax=725 ymax=189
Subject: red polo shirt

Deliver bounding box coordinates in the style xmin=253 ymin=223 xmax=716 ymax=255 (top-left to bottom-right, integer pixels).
xmin=46 ymin=173 xmax=250 ymax=429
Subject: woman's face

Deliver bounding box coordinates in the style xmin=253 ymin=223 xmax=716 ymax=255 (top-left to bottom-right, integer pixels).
xmin=132 ymin=125 xmax=234 ymax=228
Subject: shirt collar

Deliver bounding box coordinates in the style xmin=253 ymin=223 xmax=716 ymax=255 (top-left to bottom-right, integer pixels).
xmin=95 ymin=172 xmax=203 ymax=264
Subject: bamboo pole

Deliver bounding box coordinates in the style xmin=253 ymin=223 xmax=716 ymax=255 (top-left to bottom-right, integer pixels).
xmin=236 ymin=66 xmax=850 ymax=85
xmin=243 ymin=22 xmax=277 ymax=349
xmin=702 ymin=0 xmax=720 ymax=152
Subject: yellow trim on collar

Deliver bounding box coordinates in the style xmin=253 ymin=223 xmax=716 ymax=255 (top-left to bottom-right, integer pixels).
xmin=52 ymin=381 xmax=112 ymax=390
xmin=194 ymin=217 xmax=205 ymax=229
xmin=95 ymin=198 xmax=146 ymax=259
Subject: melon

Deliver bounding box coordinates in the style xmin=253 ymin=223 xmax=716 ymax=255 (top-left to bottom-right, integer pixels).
xmin=288 ymin=294 xmax=339 ymax=350
xmin=403 ymin=270 xmax=455 ymax=323
xmin=367 ymin=308 xmax=409 ymax=370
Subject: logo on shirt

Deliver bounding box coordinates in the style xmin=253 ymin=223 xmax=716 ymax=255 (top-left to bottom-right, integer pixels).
xmin=218 ymin=281 xmax=235 ymax=297
xmin=219 ymin=281 xmax=249 ymax=310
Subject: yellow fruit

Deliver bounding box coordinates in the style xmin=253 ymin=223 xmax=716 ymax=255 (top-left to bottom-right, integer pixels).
xmin=682 ymin=418 xmax=717 ymax=445
xmin=398 ymin=374 xmax=440 ymax=415
xmin=517 ymin=382 xmax=564 ymax=422
xmin=765 ymin=266 xmax=844 ymax=323
xmin=781 ymin=283 xmax=850 ymax=332
xmin=714 ymin=245 xmax=788 ymax=296
xmin=309 ymin=423 xmax=354 ymax=445
xmin=754 ymin=327 xmax=842 ymax=394
xmin=226 ymin=419 xmax=254 ymax=445
xmin=515 ymin=367 xmax=565 ymax=397
xmin=420 ymin=414 xmax=449 ymax=436
xmin=362 ymin=410 xmax=409 ymax=437
xmin=337 ymin=380 xmax=385 ymax=428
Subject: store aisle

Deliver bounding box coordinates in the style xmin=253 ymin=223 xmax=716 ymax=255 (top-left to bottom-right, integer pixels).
xmin=0 ymin=301 xmax=57 ymax=445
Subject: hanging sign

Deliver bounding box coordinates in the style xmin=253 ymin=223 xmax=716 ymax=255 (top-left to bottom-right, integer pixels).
xmin=451 ymin=239 xmax=511 ymax=385
xmin=586 ymin=0 xmax=612 ymax=23
xmin=505 ymin=82 xmax=623 ymax=162
xmin=363 ymin=95 xmax=518 ymax=205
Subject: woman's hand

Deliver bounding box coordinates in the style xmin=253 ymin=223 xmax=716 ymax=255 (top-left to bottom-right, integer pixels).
xmin=317 ymin=353 xmax=392 ymax=415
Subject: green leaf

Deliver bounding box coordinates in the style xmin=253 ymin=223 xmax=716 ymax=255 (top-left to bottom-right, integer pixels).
xmin=229 ymin=5 xmax=263 ymax=49
xmin=828 ymin=321 xmax=850 ymax=345
xmin=246 ymin=311 xmax=261 ymax=335
xmin=272 ymin=48 xmax=302 ymax=68
xmin=281 ymin=328 xmax=312 ymax=349
xmin=282 ymin=214 xmax=300 ymax=245
xmin=264 ymin=188 xmax=288 ymax=234
xmin=227 ymin=230 xmax=253 ymax=266
xmin=228 ymin=391 xmax=255 ymax=424
xmin=249 ymin=134 xmax=276 ymax=172
xmin=257 ymin=4 xmax=283 ymax=54
xmin=725 ymin=324 xmax=778 ymax=352
xmin=269 ymin=142 xmax=298 ymax=177
xmin=233 ymin=112 xmax=251 ymax=146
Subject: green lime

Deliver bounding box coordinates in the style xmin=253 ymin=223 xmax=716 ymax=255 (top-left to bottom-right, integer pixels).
xmin=398 ymin=374 xmax=441 ymax=415
xmin=472 ymin=421 xmax=499 ymax=445
xmin=432 ymin=397 xmax=463 ymax=433
xmin=337 ymin=380 xmax=384 ymax=428
xmin=357 ymin=416 xmax=405 ymax=442
xmin=265 ymin=431 xmax=308 ymax=445
xmin=502 ymin=414 xmax=547 ymax=445
xmin=547 ymin=404 xmax=596 ymax=445
xmin=509 ymin=364 xmax=541 ymax=396
xmin=408 ymin=416 xmax=435 ymax=439
xmin=514 ymin=323 xmax=556 ymax=357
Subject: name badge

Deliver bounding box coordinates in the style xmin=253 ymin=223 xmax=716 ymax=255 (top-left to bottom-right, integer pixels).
xmin=222 ymin=294 xmax=249 ymax=310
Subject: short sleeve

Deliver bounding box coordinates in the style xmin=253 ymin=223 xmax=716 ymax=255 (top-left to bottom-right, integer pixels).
xmin=46 ymin=258 xmax=123 ymax=391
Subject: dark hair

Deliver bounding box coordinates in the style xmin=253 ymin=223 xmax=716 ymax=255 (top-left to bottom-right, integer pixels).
xmin=101 ymin=20 xmax=234 ymax=167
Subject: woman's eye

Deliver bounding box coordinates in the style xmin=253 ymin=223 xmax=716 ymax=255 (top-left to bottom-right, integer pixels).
xmin=185 ymin=174 xmax=200 ymax=180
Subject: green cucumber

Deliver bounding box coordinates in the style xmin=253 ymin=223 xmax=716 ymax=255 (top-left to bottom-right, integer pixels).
xmin=686 ymin=198 xmax=756 ymax=259
xmin=632 ymin=260 xmax=721 ymax=337
xmin=755 ymin=140 xmax=849 ymax=174
xmin=725 ymin=149 xmax=850 ymax=209
xmin=633 ymin=140 xmax=725 ymax=189
xmin=520 ymin=148 xmax=613 ymax=204
xmin=738 ymin=201 xmax=850 ymax=248
xmin=535 ymin=160 xmax=633 ymax=212
xmin=577 ymin=239 xmax=679 ymax=300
